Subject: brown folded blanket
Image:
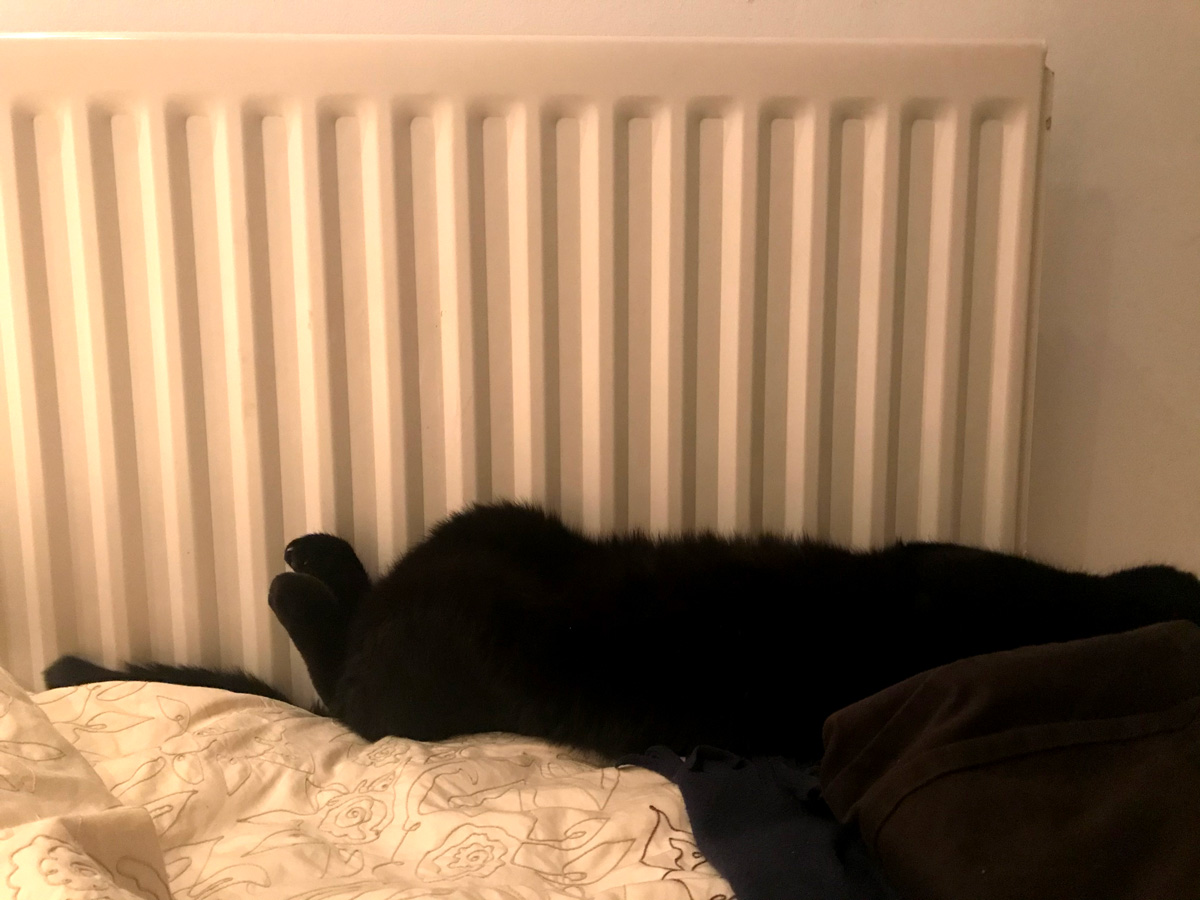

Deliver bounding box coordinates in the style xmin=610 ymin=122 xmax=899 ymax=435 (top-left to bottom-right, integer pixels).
xmin=820 ymin=620 xmax=1200 ymax=900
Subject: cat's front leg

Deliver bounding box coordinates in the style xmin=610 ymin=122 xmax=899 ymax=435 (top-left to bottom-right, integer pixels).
xmin=269 ymin=571 xmax=353 ymax=707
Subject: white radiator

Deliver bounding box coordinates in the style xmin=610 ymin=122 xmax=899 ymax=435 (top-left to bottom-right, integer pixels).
xmin=0 ymin=37 xmax=1051 ymax=694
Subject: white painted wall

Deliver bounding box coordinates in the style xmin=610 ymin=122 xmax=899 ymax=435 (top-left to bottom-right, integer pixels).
xmin=5 ymin=0 xmax=1199 ymax=574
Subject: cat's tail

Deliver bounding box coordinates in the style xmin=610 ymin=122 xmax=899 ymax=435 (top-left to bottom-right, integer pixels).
xmin=43 ymin=655 xmax=132 ymax=690
xmin=42 ymin=653 xmax=326 ymax=714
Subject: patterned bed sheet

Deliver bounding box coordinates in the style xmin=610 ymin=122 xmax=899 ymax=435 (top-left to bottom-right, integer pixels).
xmin=0 ymin=666 xmax=731 ymax=900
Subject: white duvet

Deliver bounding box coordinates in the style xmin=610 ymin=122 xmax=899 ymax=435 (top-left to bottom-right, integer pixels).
xmin=0 ymin=666 xmax=731 ymax=900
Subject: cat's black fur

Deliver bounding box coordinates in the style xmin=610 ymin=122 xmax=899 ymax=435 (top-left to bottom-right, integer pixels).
xmin=43 ymin=656 xmax=292 ymax=704
xmin=44 ymin=502 xmax=1200 ymax=762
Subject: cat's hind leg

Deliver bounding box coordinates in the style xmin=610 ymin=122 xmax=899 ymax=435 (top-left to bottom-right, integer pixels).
xmin=283 ymin=533 xmax=371 ymax=610
xmin=269 ymin=571 xmax=352 ymax=708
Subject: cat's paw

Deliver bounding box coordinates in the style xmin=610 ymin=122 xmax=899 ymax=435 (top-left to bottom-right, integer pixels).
xmin=268 ymin=571 xmax=346 ymax=633
xmin=284 ymin=532 xmax=357 ymax=575
xmin=283 ymin=533 xmax=370 ymax=607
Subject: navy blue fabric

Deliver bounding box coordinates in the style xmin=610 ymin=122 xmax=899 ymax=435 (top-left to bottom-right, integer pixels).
xmin=622 ymin=746 xmax=898 ymax=900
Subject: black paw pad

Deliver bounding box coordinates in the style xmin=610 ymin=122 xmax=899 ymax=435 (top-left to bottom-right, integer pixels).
xmin=284 ymin=533 xmax=357 ymax=574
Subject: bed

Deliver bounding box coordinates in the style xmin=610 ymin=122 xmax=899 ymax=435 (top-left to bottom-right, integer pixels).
xmin=2 ymin=664 xmax=730 ymax=900
xmin=12 ymin=622 xmax=1200 ymax=900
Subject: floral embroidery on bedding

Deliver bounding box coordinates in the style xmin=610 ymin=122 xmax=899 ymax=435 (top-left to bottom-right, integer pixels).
xmin=0 ymin=669 xmax=174 ymax=900
xmin=26 ymin=680 xmax=731 ymax=900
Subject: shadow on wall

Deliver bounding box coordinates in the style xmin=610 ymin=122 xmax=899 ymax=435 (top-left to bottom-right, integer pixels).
xmin=1026 ymin=184 xmax=1200 ymax=572
xmin=1026 ymin=184 xmax=1110 ymax=565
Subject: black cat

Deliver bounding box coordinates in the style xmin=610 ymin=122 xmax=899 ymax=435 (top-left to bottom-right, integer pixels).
xmin=45 ymin=502 xmax=1200 ymax=762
